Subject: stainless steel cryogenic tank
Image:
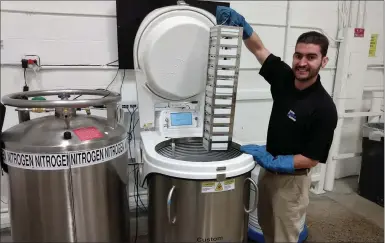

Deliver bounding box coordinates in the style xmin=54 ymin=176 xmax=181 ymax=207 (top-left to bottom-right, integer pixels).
xmin=0 ymin=89 xmax=130 ymax=242
xmin=132 ymin=2 xmax=258 ymax=242
xmin=141 ymin=137 xmax=258 ymax=243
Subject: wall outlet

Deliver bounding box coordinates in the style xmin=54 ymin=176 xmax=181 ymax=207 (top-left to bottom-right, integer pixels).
xmin=22 ymin=55 xmax=41 ymax=70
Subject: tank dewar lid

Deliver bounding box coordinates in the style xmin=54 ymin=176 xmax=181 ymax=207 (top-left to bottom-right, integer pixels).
xmin=135 ymin=5 xmax=216 ymax=100
xmin=1 ymin=115 xmax=127 ymax=153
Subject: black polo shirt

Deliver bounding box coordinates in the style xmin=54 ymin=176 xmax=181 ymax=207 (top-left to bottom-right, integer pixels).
xmin=259 ymin=54 xmax=338 ymax=163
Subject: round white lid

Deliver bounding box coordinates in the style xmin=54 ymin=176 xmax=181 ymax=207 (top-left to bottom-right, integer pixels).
xmin=136 ymin=6 xmax=215 ymax=100
xmin=140 ymin=132 xmax=256 ymax=180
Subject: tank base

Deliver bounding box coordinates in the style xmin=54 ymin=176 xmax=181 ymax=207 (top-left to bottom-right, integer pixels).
xmin=248 ymin=225 xmax=308 ymax=243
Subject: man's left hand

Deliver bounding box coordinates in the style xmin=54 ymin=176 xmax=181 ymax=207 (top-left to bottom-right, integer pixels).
xmin=240 ymin=145 xmax=295 ymax=173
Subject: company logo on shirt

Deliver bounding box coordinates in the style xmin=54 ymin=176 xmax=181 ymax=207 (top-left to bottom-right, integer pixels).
xmin=287 ymin=110 xmax=296 ymax=122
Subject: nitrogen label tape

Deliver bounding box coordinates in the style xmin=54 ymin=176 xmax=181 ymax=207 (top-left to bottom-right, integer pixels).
xmin=2 ymin=139 xmax=128 ymax=170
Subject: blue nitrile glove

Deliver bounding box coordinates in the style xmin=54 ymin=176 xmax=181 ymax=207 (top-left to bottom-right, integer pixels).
xmin=216 ymin=6 xmax=254 ymax=40
xmin=240 ymin=145 xmax=295 ymax=173
xmin=240 ymin=144 xmax=266 ymax=165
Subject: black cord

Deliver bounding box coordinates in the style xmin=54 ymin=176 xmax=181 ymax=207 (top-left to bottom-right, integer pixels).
xmin=128 ymin=108 xmax=139 ymax=145
xmin=23 ymin=68 xmax=27 ymax=86
xmin=39 ymin=59 xmax=119 ymax=67
xmin=132 ymin=108 xmax=137 ymax=146
xmin=128 ymin=109 xmax=133 ymax=161
xmin=71 ymin=67 xmax=123 ymax=101
xmin=125 ymin=105 xmax=146 ymax=243
xmin=127 ymin=106 xmax=146 ymax=211
xmin=73 ymin=68 xmax=119 ymax=100
xmin=13 ymin=55 xmax=118 ymax=68
xmin=105 ymin=60 xmax=119 ymax=66
xmin=128 ymin=107 xmax=138 ymax=243
xmin=131 ymin=107 xmax=146 ymax=211
xmin=132 ymin=119 xmax=140 ymax=144
xmin=40 ymin=64 xmax=118 ymax=67
xmin=134 ymin=165 xmax=139 ymax=243
xmin=120 ymin=69 xmax=126 ymax=94
xmin=105 ymin=68 xmax=121 ymax=91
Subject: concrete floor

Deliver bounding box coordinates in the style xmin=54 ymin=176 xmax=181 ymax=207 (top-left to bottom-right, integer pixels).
xmin=305 ymin=176 xmax=384 ymax=242
xmin=1 ymin=176 xmax=383 ymax=242
xmin=319 ymin=176 xmax=383 ymax=229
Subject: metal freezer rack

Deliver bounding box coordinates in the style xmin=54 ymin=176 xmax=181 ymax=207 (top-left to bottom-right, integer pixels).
xmin=203 ymin=25 xmax=243 ymax=151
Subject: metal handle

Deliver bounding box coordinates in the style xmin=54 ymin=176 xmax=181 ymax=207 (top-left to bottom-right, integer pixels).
xmin=1 ymin=89 xmax=120 ymax=108
xmin=244 ymin=178 xmax=258 ymax=214
xmin=167 ymin=185 xmax=176 ymax=224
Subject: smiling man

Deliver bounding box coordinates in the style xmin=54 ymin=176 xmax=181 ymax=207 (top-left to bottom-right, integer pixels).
xmin=216 ymin=6 xmax=338 ymax=243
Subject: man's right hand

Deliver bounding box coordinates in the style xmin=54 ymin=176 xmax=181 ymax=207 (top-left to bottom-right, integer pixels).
xmin=216 ymin=6 xmax=270 ymax=65
xmin=216 ymin=6 xmax=253 ymax=40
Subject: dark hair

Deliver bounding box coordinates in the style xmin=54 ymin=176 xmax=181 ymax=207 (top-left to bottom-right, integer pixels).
xmin=296 ymin=31 xmax=329 ymax=57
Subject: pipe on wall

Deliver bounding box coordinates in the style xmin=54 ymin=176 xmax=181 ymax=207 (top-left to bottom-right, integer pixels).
xmin=348 ymin=0 xmax=353 ymax=27
xmin=1 ymin=63 xmax=119 ymax=70
xmin=282 ymin=1 xmax=291 ymax=62
xmin=356 ymin=0 xmax=367 ymax=29
xmin=322 ymin=0 xmax=348 ymax=192
xmin=324 ymin=0 xmax=382 ymax=191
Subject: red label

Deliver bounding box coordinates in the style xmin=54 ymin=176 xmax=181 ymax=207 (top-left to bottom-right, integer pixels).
xmin=354 ymin=28 xmax=365 ymax=37
xmin=73 ymin=127 xmax=104 ymax=141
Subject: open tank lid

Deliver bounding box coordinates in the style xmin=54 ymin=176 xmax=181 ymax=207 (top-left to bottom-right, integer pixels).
xmin=134 ymin=3 xmax=216 ymax=100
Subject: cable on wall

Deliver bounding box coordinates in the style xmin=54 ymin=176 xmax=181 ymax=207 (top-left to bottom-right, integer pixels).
xmin=1 ymin=56 xmax=119 ymax=69
xmin=125 ymin=104 xmax=146 ymax=243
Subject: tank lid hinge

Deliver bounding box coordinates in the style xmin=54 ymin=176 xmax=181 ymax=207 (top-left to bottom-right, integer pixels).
xmin=177 ymin=0 xmax=188 ymax=5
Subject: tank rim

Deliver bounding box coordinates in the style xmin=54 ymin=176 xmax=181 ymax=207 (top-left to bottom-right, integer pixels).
xmin=154 ymin=137 xmax=243 ymax=162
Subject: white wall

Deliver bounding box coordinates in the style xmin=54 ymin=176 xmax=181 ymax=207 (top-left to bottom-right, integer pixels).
xmin=1 ymin=0 xmax=383 ymax=220
xmin=229 ymin=1 xmax=384 ymax=180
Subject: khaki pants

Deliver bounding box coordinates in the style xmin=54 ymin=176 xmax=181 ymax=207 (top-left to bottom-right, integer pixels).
xmin=257 ymin=168 xmax=311 ymax=243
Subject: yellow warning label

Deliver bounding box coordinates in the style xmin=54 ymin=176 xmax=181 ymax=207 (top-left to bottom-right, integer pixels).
xmin=201 ymin=179 xmax=235 ymax=193
xmin=215 ymin=182 xmax=223 ymax=191
xmin=202 ymin=182 xmax=215 ymax=187
xmin=369 ymin=34 xmax=378 ymax=57
xmin=224 ymin=179 xmax=235 ymax=185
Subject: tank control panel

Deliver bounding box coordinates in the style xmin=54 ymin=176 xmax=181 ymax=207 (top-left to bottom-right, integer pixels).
xmin=160 ymin=110 xmax=199 ymax=129
xmin=154 ymin=101 xmax=199 ymax=111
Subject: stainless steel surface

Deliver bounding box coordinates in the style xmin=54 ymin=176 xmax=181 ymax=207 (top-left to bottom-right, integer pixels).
xmin=2 ymin=89 xmax=120 ymax=108
xmin=155 ymin=137 xmax=242 ymax=162
xmin=148 ymin=173 xmax=251 ymax=243
xmin=244 ymin=178 xmax=258 ymax=214
xmin=106 ymin=103 xmax=119 ymax=128
xmin=2 ymin=113 xmax=130 ymax=242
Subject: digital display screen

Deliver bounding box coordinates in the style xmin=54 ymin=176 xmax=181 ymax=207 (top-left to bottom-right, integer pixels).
xmin=170 ymin=112 xmax=193 ymax=126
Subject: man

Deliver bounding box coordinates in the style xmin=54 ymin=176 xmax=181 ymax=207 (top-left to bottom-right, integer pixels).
xmin=216 ymin=6 xmax=338 ymax=243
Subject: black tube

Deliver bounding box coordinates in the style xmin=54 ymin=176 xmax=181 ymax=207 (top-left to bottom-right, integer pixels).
xmin=0 ymin=103 xmax=8 ymax=173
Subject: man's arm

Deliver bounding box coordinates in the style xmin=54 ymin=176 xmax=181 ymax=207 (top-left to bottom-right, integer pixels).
xmin=240 ymin=105 xmax=337 ymax=173
xmin=216 ymin=6 xmax=271 ymax=65
xmin=244 ymin=32 xmax=271 ymax=65
xmin=294 ymin=154 xmax=319 ymax=169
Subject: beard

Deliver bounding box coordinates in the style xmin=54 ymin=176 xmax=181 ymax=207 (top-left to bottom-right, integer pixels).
xmin=293 ymin=64 xmax=322 ymax=82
